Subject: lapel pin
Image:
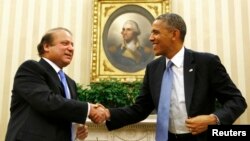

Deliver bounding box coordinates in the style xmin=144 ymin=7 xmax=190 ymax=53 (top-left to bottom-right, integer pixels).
xmin=189 ymin=68 xmax=193 ymax=72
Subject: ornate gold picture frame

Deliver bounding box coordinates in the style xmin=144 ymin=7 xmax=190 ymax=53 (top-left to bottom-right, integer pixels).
xmin=91 ymin=0 xmax=171 ymax=82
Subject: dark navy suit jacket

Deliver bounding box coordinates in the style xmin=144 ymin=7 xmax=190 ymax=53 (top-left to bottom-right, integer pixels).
xmin=106 ymin=48 xmax=247 ymax=141
xmin=5 ymin=58 xmax=88 ymax=141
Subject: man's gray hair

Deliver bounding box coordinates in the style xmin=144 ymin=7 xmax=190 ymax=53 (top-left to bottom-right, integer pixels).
xmin=123 ymin=20 xmax=141 ymax=35
xmin=156 ymin=13 xmax=186 ymax=42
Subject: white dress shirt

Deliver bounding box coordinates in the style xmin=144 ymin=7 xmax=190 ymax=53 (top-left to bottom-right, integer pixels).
xmin=165 ymin=47 xmax=190 ymax=134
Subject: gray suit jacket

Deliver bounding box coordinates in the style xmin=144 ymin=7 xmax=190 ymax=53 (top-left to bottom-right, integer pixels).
xmin=5 ymin=58 xmax=88 ymax=141
xmin=106 ymin=48 xmax=247 ymax=141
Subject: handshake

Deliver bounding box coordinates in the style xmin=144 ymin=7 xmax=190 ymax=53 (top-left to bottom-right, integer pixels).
xmin=88 ymin=103 xmax=110 ymax=124
xmin=75 ymin=104 xmax=109 ymax=140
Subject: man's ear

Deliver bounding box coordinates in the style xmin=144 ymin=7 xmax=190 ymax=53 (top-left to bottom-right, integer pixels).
xmin=43 ymin=43 xmax=50 ymax=52
xmin=172 ymin=29 xmax=180 ymax=41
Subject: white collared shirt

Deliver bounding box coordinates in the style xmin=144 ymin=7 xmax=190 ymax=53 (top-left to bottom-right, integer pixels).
xmin=165 ymin=47 xmax=190 ymax=134
xmin=126 ymin=40 xmax=136 ymax=51
xmin=42 ymin=57 xmax=61 ymax=74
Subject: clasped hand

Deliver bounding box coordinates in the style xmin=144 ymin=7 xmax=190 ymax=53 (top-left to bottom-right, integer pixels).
xmin=185 ymin=114 xmax=218 ymax=135
xmin=88 ymin=103 xmax=110 ymax=124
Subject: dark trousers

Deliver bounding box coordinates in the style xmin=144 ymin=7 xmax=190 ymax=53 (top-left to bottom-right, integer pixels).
xmin=168 ymin=132 xmax=197 ymax=141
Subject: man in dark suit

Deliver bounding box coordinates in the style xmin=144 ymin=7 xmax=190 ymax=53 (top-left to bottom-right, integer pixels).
xmin=101 ymin=13 xmax=247 ymax=141
xmin=5 ymin=27 xmax=106 ymax=141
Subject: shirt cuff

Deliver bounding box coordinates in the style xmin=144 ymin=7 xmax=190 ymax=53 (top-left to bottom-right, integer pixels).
xmin=210 ymin=114 xmax=220 ymax=125
xmin=87 ymin=103 xmax=90 ymax=117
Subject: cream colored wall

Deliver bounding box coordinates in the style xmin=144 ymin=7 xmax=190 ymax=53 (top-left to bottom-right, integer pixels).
xmin=0 ymin=0 xmax=249 ymax=140
xmin=0 ymin=0 xmax=93 ymax=139
xmin=171 ymin=0 xmax=250 ymax=124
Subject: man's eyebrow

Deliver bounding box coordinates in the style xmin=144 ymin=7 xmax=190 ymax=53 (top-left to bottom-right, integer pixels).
xmin=151 ymin=29 xmax=159 ymax=33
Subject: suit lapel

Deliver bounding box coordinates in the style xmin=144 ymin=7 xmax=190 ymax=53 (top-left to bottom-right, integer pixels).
xmin=39 ymin=58 xmax=77 ymax=100
xmin=183 ymin=48 xmax=196 ymax=115
xmin=39 ymin=59 xmax=65 ymax=97
xmin=153 ymin=57 xmax=166 ymax=109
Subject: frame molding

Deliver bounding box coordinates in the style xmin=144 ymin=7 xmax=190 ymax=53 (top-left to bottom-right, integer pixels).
xmin=91 ymin=0 xmax=171 ymax=82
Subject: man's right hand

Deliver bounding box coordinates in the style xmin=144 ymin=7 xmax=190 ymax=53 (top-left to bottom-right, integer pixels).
xmin=88 ymin=103 xmax=109 ymax=124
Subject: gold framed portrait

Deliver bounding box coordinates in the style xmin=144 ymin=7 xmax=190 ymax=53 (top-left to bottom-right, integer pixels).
xmin=91 ymin=0 xmax=171 ymax=82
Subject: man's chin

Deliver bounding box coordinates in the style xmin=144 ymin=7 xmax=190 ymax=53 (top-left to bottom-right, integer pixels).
xmin=63 ymin=60 xmax=71 ymax=66
xmin=64 ymin=57 xmax=72 ymax=62
xmin=153 ymin=52 xmax=161 ymax=56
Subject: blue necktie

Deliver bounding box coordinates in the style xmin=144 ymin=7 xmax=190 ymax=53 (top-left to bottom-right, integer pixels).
xmin=156 ymin=61 xmax=173 ymax=141
xmin=58 ymin=70 xmax=71 ymax=99
xmin=58 ymin=70 xmax=73 ymax=141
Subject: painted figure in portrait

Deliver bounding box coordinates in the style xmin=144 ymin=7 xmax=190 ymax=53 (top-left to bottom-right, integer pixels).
xmin=104 ymin=11 xmax=155 ymax=72
xmin=107 ymin=20 xmax=154 ymax=72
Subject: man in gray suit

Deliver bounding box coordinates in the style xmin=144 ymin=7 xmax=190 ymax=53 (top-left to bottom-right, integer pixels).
xmin=99 ymin=13 xmax=247 ymax=141
xmin=5 ymin=27 xmax=105 ymax=141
